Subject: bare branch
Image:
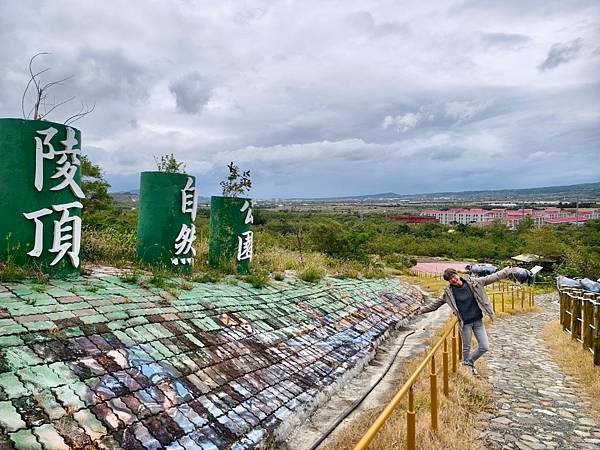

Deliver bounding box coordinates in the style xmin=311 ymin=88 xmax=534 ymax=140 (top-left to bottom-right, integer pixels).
xmin=21 ymin=67 xmax=50 ymax=119
xmin=64 ymin=101 xmax=95 ymax=125
xmin=29 ymin=53 xmax=48 ymax=94
xmin=22 ymin=52 xmax=95 ymax=123
xmin=39 ymin=96 xmax=76 ymax=120
xmin=40 ymin=75 xmax=74 ymax=92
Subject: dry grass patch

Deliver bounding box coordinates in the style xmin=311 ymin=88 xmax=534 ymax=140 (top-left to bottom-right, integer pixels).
xmin=542 ymin=320 xmax=600 ymax=424
xmin=398 ymin=274 xmax=448 ymax=296
xmin=323 ymin=334 xmax=494 ymax=450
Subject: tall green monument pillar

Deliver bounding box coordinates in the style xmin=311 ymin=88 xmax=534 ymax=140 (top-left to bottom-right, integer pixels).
xmin=137 ymin=172 xmax=198 ymax=270
xmin=0 ymin=118 xmax=84 ymax=276
xmin=208 ymin=196 xmax=253 ymax=274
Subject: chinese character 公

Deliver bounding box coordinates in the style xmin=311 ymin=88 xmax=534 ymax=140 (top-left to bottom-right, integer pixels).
xmin=240 ymin=200 xmax=253 ymax=224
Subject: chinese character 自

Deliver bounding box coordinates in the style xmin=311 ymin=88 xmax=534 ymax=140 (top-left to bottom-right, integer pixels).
xmin=180 ymin=177 xmax=198 ymax=220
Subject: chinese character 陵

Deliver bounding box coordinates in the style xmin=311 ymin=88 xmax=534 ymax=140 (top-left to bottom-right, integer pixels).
xmin=34 ymin=126 xmax=85 ymax=199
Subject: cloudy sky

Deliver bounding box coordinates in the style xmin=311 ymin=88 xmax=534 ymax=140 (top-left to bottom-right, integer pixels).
xmin=1 ymin=0 xmax=599 ymax=198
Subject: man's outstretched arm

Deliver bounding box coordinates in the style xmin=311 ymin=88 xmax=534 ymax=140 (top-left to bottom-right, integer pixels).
xmin=479 ymin=267 xmax=516 ymax=286
xmin=417 ymin=295 xmax=446 ymax=314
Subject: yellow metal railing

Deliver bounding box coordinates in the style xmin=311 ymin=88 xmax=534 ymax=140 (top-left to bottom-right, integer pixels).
xmin=487 ymin=282 xmax=535 ymax=312
xmin=353 ymin=318 xmax=461 ymax=450
xmin=353 ymin=281 xmax=535 ymax=450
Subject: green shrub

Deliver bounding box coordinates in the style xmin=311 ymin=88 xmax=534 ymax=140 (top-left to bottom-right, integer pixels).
xmin=300 ymin=266 xmax=325 ymax=283
xmin=193 ymin=271 xmax=223 ymax=283
xmin=245 ymin=270 xmax=270 ymax=289
xmin=119 ymin=269 xmax=140 ymax=284
xmin=273 ymin=271 xmax=285 ymax=281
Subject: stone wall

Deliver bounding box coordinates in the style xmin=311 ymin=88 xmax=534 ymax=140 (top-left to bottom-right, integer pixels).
xmin=0 ymin=269 xmax=421 ymax=449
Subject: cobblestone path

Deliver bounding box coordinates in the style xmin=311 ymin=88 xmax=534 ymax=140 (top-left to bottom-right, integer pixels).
xmin=481 ymin=293 xmax=599 ymax=450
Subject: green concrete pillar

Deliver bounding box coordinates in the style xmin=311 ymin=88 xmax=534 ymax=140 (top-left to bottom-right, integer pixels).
xmin=0 ymin=118 xmax=84 ymax=276
xmin=208 ymin=196 xmax=253 ymax=274
xmin=137 ymin=171 xmax=198 ymax=270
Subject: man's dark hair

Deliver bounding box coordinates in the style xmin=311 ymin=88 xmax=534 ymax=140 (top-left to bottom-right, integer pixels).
xmin=443 ymin=268 xmax=458 ymax=281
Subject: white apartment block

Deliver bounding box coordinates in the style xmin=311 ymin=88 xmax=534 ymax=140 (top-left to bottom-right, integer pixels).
xmin=420 ymin=207 xmax=598 ymax=228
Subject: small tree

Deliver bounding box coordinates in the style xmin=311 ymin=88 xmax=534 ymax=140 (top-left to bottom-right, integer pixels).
xmin=220 ymin=161 xmax=252 ymax=197
xmin=81 ymin=156 xmax=113 ymax=212
xmin=154 ymin=153 xmax=186 ymax=173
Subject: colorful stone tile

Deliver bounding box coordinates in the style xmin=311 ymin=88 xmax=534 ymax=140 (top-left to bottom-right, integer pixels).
xmin=32 ymin=424 xmax=69 ymax=450
xmin=8 ymin=429 xmax=42 ymax=450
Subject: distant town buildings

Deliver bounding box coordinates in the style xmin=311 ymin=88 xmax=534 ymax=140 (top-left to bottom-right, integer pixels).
xmin=420 ymin=207 xmax=599 ymax=228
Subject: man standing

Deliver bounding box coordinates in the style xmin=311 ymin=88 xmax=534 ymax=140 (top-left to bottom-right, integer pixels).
xmin=416 ymin=266 xmax=516 ymax=375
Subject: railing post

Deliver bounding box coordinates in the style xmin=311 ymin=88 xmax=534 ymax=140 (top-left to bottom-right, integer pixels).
xmin=559 ymin=290 xmax=565 ymax=328
xmin=442 ymin=338 xmax=449 ymax=397
xmin=511 ymin=288 xmax=515 ymax=311
xmin=571 ymin=296 xmax=580 ymax=341
xmin=430 ymin=354 xmax=438 ymax=432
xmin=407 ymin=386 xmax=416 ymax=450
xmin=594 ymin=302 xmax=600 ymax=366
xmin=452 ymin=326 xmax=458 ymax=373
xmin=520 ymin=289 xmax=525 ymax=309
xmin=492 ymin=292 xmax=496 ymax=312
xmin=501 ymin=292 xmax=505 ymax=313
xmin=582 ymin=295 xmax=591 ymax=351
xmin=529 ymin=288 xmax=533 ymax=307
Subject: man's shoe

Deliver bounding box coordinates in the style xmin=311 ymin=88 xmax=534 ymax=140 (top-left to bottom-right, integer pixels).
xmin=470 ymin=365 xmax=479 ymax=377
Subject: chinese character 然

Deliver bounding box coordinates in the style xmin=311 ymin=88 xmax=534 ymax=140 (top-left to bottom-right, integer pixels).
xmin=172 ymin=223 xmax=196 ymax=266
xmin=237 ymin=231 xmax=253 ymax=261
xmin=240 ymin=200 xmax=253 ymax=225
xmin=180 ymin=177 xmax=198 ymax=220
xmin=23 ymin=202 xmax=83 ymax=267
xmin=34 ymin=127 xmax=85 ymax=199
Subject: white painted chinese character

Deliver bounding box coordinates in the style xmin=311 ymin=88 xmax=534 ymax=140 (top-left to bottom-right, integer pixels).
xmin=240 ymin=200 xmax=253 ymax=224
xmin=23 ymin=208 xmax=53 ymax=257
xmin=34 ymin=127 xmax=58 ymax=191
xmin=171 ymin=257 xmax=193 ymax=266
xmin=174 ymin=224 xmax=197 ymax=257
xmin=23 ymin=202 xmax=83 ymax=267
xmin=237 ymin=230 xmax=253 ymax=261
xmin=180 ymin=177 xmax=198 ymax=220
xmin=34 ymin=127 xmax=85 ymax=199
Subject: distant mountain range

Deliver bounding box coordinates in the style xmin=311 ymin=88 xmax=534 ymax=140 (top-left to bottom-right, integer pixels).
xmin=111 ymin=181 xmax=600 ymax=205
xmin=285 ymin=181 xmax=600 ymax=202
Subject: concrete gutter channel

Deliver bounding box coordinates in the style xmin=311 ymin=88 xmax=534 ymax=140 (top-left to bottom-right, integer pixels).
xmin=0 ymin=271 xmax=436 ymax=450
xmin=281 ymin=307 xmax=449 ymax=450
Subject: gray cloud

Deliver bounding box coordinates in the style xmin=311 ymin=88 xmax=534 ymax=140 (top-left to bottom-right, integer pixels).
xmin=538 ymin=38 xmax=583 ymax=71
xmin=481 ymin=32 xmax=531 ymax=49
xmin=0 ymin=1 xmax=598 ymax=198
xmin=169 ymin=72 xmax=212 ymax=114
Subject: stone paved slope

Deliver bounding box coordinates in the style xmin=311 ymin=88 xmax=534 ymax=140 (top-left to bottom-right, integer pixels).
xmin=0 ymin=269 xmax=421 ymax=450
xmin=482 ymin=293 xmax=600 ymax=450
